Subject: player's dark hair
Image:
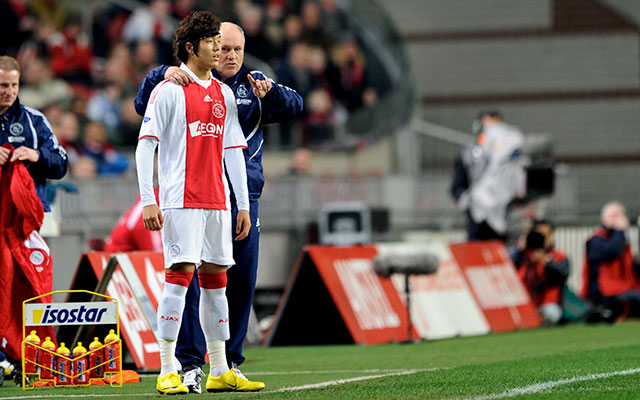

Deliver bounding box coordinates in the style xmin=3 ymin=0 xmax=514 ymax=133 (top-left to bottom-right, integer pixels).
xmin=173 ymin=11 xmax=221 ymax=64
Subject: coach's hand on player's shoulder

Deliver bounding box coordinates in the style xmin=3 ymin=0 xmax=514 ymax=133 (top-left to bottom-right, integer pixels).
xmin=235 ymin=210 xmax=251 ymax=241
xmin=165 ymin=66 xmax=193 ymax=86
xmin=247 ymin=74 xmax=272 ymax=98
xmin=142 ymin=204 xmax=164 ymax=231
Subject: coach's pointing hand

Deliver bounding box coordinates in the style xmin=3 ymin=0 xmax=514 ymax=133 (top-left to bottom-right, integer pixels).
xmin=247 ymin=74 xmax=272 ymax=98
xmin=142 ymin=204 xmax=164 ymax=231
xmin=235 ymin=210 xmax=251 ymax=241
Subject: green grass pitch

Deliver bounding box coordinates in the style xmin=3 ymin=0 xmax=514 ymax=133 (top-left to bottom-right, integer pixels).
xmin=1 ymin=321 xmax=639 ymax=399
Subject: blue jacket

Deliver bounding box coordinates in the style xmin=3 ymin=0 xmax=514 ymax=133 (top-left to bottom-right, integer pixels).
xmin=135 ymin=65 xmax=303 ymax=202
xmin=0 ymin=98 xmax=68 ymax=211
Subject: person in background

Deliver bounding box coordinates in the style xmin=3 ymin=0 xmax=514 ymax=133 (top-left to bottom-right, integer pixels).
xmin=582 ymin=202 xmax=640 ymax=322
xmin=47 ymin=13 xmax=94 ymax=86
xmin=511 ymin=220 xmax=570 ymax=325
xmin=450 ymin=111 xmax=526 ymax=241
xmin=0 ymin=55 xmax=67 ymax=211
xmin=135 ymin=21 xmax=303 ymax=394
xmin=80 ymin=121 xmax=129 ymax=176
xmin=105 ymin=189 xmax=162 ymax=253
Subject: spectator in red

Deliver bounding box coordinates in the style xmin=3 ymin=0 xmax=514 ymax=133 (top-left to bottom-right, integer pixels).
xmin=105 ymin=189 xmax=162 ymax=253
xmin=48 ymin=14 xmax=94 ymax=86
xmin=582 ymin=202 xmax=640 ymax=321
xmin=330 ymin=33 xmax=377 ymax=112
xmin=307 ymin=45 xmax=339 ymax=101
xmin=511 ymin=220 xmax=570 ymax=325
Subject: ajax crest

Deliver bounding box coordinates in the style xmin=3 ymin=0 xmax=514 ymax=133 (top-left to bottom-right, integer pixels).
xmin=212 ymin=103 xmax=225 ymax=119
xmin=9 ymin=123 xmax=23 ymax=136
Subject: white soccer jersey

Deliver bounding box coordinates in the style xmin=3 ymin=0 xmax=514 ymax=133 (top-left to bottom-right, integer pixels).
xmin=138 ymin=64 xmax=247 ymax=210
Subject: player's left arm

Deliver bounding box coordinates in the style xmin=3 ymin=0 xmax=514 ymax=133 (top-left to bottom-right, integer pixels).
xmin=225 ymin=147 xmax=250 ymax=241
xmin=248 ymin=72 xmax=303 ymax=124
xmin=20 ymin=111 xmax=68 ymax=180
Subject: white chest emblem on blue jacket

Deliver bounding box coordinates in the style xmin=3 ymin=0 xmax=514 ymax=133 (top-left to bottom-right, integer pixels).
xmin=10 ymin=122 xmax=24 ymax=136
xmin=237 ymin=84 xmax=249 ymax=98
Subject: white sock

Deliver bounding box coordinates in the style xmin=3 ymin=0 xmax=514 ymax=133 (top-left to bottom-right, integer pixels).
xmin=159 ymin=338 xmax=177 ymax=375
xmin=208 ymin=340 xmax=229 ymax=377
xmin=199 ymin=286 xmax=230 ymax=341
xmin=200 ymin=286 xmax=230 ymax=377
xmin=157 ymin=281 xmax=188 ymax=374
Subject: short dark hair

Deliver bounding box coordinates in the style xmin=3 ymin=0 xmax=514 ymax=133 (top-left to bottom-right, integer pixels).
xmin=477 ymin=110 xmax=502 ymax=120
xmin=173 ymin=11 xmax=221 ymax=64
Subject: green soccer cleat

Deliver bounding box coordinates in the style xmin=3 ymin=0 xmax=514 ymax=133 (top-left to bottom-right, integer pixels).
xmin=206 ymin=369 xmax=265 ymax=392
xmin=156 ymin=372 xmax=189 ymax=395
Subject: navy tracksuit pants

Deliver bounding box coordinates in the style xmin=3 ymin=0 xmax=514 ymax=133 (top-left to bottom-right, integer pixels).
xmin=176 ymin=201 xmax=260 ymax=369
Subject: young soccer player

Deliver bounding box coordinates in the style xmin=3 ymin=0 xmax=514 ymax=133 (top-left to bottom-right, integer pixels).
xmin=135 ymin=11 xmax=264 ymax=394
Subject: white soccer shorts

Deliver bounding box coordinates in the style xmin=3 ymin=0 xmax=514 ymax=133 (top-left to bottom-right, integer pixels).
xmin=160 ymin=208 xmax=235 ymax=269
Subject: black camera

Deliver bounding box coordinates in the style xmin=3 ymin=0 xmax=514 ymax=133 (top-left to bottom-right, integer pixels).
xmin=525 ymin=231 xmax=546 ymax=250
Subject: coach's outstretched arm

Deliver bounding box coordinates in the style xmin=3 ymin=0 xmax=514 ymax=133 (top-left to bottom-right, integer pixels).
xmin=247 ymin=72 xmax=303 ymax=123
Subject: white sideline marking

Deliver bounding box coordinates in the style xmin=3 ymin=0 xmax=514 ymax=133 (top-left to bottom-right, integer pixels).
xmin=258 ymin=368 xmax=424 ymax=375
xmin=266 ymin=368 xmax=430 ymax=393
xmin=458 ymin=367 xmax=640 ymax=400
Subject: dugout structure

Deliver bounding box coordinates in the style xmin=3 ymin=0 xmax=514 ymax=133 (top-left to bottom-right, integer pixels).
xmin=21 ymin=290 xmax=122 ymax=390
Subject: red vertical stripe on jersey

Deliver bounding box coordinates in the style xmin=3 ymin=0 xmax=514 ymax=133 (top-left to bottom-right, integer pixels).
xmin=182 ymin=82 xmax=228 ymax=209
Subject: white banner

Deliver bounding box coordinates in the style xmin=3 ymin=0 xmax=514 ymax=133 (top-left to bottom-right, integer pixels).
xmin=25 ymin=302 xmax=118 ymax=326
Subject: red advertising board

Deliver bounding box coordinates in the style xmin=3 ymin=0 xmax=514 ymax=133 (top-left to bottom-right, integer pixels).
xmin=450 ymin=242 xmax=541 ymax=331
xmin=306 ymin=245 xmax=412 ymax=344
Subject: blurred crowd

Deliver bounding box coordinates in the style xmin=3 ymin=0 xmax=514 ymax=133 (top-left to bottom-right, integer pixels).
xmin=1 ymin=0 xmax=382 ymax=179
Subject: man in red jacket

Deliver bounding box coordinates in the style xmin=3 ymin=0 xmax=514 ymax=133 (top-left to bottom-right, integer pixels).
xmin=582 ymin=202 xmax=640 ymax=321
